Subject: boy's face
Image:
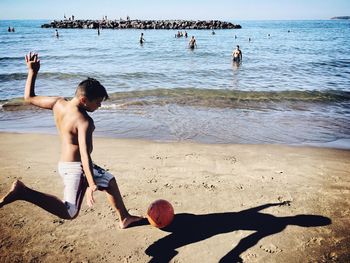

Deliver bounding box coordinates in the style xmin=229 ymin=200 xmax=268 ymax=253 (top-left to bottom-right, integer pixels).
xmin=83 ymin=97 xmax=103 ymax=112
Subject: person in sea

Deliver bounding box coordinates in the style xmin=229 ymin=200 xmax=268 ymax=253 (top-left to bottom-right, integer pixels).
xmin=139 ymin=32 xmax=145 ymax=44
xmin=232 ymin=45 xmax=242 ymax=63
xmin=188 ymin=36 xmax=197 ymax=49
xmin=0 ymin=52 xmax=143 ymax=229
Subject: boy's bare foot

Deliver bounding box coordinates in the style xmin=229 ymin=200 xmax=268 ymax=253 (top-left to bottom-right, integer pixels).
xmin=120 ymin=215 xmax=144 ymax=229
xmin=0 ymin=180 xmax=25 ymax=208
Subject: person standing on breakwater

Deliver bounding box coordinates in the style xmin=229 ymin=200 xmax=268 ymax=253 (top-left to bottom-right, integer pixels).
xmin=139 ymin=32 xmax=145 ymax=44
xmin=232 ymin=45 xmax=242 ymax=63
xmin=189 ymin=36 xmax=197 ymax=49
xmin=0 ymin=52 xmax=143 ymax=229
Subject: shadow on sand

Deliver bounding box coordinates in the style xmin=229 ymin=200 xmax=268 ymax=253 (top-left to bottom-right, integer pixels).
xmin=145 ymin=202 xmax=331 ymax=263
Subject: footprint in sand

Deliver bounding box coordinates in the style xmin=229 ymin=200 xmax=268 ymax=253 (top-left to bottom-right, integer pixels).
xmin=305 ymin=237 xmax=324 ymax=247
xmin=164 ymin=183 xmax=173 ymax=189
xmin=52 ymin=218 xmax=65 ymax=225
xmin=202 ymin=182 xmax=217 ymax=191
xmin=243 ymin=253 xmax=257 ymax=261
xmin=185 ymin=153 xmax=200 ymax=160
xmin=60 ymin=243 xmax=75 ymax=252
xmin=83 ymin=208 xmax=95 ymax=214
xmin=259 ymin=244 xmax=282 ymax=254
xmin=340 ymin=209 xmax=350 ymax=216
xmin=97 ymin=212 xmax=107 ymax=218
xmin=320 ymin=252 xmax=338 ymax=262
xmin=224 ymin=156 xmax=237 ymax=164
xmin=13 ymin=219 xmax=27 ymax=228
xmin=277 ymin=197 xmax=292 ymax=205
xmin=147 ymin=178 xmax=158 ymax=184
xmin=150 ymin=155 xmax=168 ymax=160
xmin=236 ymin=184 xmax=244 ymax=190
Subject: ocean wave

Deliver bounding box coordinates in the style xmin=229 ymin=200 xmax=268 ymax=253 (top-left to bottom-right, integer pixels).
xmin=0 ymin=56 xmax=24 ymax=62
xmin=0 ymin=73 xmax=27 ymax=81
xmin=0 ymin=72 xmax=84 ymax=82
xmin=0 ymin=71 xmax=170 ymax=82
xmin=1 ymin=98 xmax=38 ymax=111
xmin=3 ymin=88 xmax=349 ymax=112
xmin=105 ymin=88 xmax=350 ymax=110
xmin=0 ymin=54 xmax=99 ymax=63
xmin=108 ymin=88 xmax=350 ymax=103
xmin=116 ymin=72 xmax=169 ymax=80
xmin=311 ymin=59 xmax=350 ymax=69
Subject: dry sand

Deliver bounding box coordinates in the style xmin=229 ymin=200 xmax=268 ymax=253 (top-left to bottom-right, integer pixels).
xmin=0 ymin=132 xmax=349 ymax=262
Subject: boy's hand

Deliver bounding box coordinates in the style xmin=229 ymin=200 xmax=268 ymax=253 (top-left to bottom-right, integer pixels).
xmin=86 ymin=185 xmax=98 ymax=207
xmin=25 ymin=52 xmax=40 ymax=73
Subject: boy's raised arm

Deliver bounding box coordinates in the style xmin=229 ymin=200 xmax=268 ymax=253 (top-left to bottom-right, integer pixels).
xmin=24 ymin=52 xmax=62 ymax=110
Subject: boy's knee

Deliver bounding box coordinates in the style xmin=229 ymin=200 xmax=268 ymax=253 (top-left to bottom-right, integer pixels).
xmin=66 ymin=210 xmax=79 ymax=220
xmin=65 ymin=202 xmax=80 ymax=219
xmin=68 ymin=213 xmax=79 ymax=220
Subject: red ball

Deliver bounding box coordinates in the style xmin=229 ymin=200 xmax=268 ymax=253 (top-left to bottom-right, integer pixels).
xmin=147 ymin=199 xmax=174 ymax=228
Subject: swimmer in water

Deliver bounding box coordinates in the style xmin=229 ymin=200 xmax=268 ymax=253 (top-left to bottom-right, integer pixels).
xmin=232 ymin=45 xmax=242 ymax=63
xmin=188 ymin=36 xmax=197 ymax=49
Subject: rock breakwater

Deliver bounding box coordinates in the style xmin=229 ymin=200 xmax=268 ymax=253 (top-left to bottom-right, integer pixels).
xmin=41 ymin=19 xmax=241 ymax=30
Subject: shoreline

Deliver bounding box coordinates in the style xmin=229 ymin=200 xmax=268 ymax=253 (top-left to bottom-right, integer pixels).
xmin=1 ymin=130 xmax=350 ymax=151
xmin=0 ymin=132 xmax=349 ymax=262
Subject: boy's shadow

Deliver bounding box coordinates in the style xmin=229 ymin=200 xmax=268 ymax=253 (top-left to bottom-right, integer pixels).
xmin=145 ymin=202 xmax=331 ymax=263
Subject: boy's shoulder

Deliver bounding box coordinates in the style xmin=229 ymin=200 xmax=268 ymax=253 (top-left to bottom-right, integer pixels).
xmin=53 ymin=97 xmax=68 ymax=107
xmin=54 ymin=99 xmax=92 ymax=123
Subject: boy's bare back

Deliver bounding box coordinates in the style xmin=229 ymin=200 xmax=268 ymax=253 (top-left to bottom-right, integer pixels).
xmin=53 ymin=98 xmax=94 ymax=163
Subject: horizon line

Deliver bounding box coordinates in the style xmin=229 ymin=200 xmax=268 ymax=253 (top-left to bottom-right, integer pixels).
xmin=0 ymin=18 xmax=341 ymax=21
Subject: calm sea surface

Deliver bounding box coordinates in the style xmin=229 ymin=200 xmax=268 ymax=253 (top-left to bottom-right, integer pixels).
xmin=0 ymin=19 xmax=350 ymax=148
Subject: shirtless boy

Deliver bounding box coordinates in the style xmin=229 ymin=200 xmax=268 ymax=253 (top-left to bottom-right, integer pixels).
xmin=0 ymin=52 xmax=142 ymax=229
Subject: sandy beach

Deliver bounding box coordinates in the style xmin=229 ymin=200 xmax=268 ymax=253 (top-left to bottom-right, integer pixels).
xmin=0 ymin=132 xmax=349 ymax=262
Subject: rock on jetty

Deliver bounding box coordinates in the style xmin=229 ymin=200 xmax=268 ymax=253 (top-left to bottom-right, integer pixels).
xmin=41 ymin=19 xmax=241 ymax=30
xmin=331 ymin=16 xmax=350 ymax=20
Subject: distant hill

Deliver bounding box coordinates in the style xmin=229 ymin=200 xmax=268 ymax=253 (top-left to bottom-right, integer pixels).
xmin=331 ymin=16 xmax=350 ymax=20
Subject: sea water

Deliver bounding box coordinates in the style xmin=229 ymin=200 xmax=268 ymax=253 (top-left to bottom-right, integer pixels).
xmin=0 ymin=19 xmax=349 ymax=148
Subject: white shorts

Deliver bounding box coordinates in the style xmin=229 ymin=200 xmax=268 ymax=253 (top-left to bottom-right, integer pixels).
xmin=57 ymin=162 xmax=114 ymax=218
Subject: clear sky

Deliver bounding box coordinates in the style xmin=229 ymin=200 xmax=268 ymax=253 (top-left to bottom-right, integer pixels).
xmin=0 ymin=0 xmax=349 ymax=20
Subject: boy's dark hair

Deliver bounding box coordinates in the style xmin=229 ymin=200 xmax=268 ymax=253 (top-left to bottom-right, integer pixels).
xmin=75 ymin=78 xmax=109 ymax=101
